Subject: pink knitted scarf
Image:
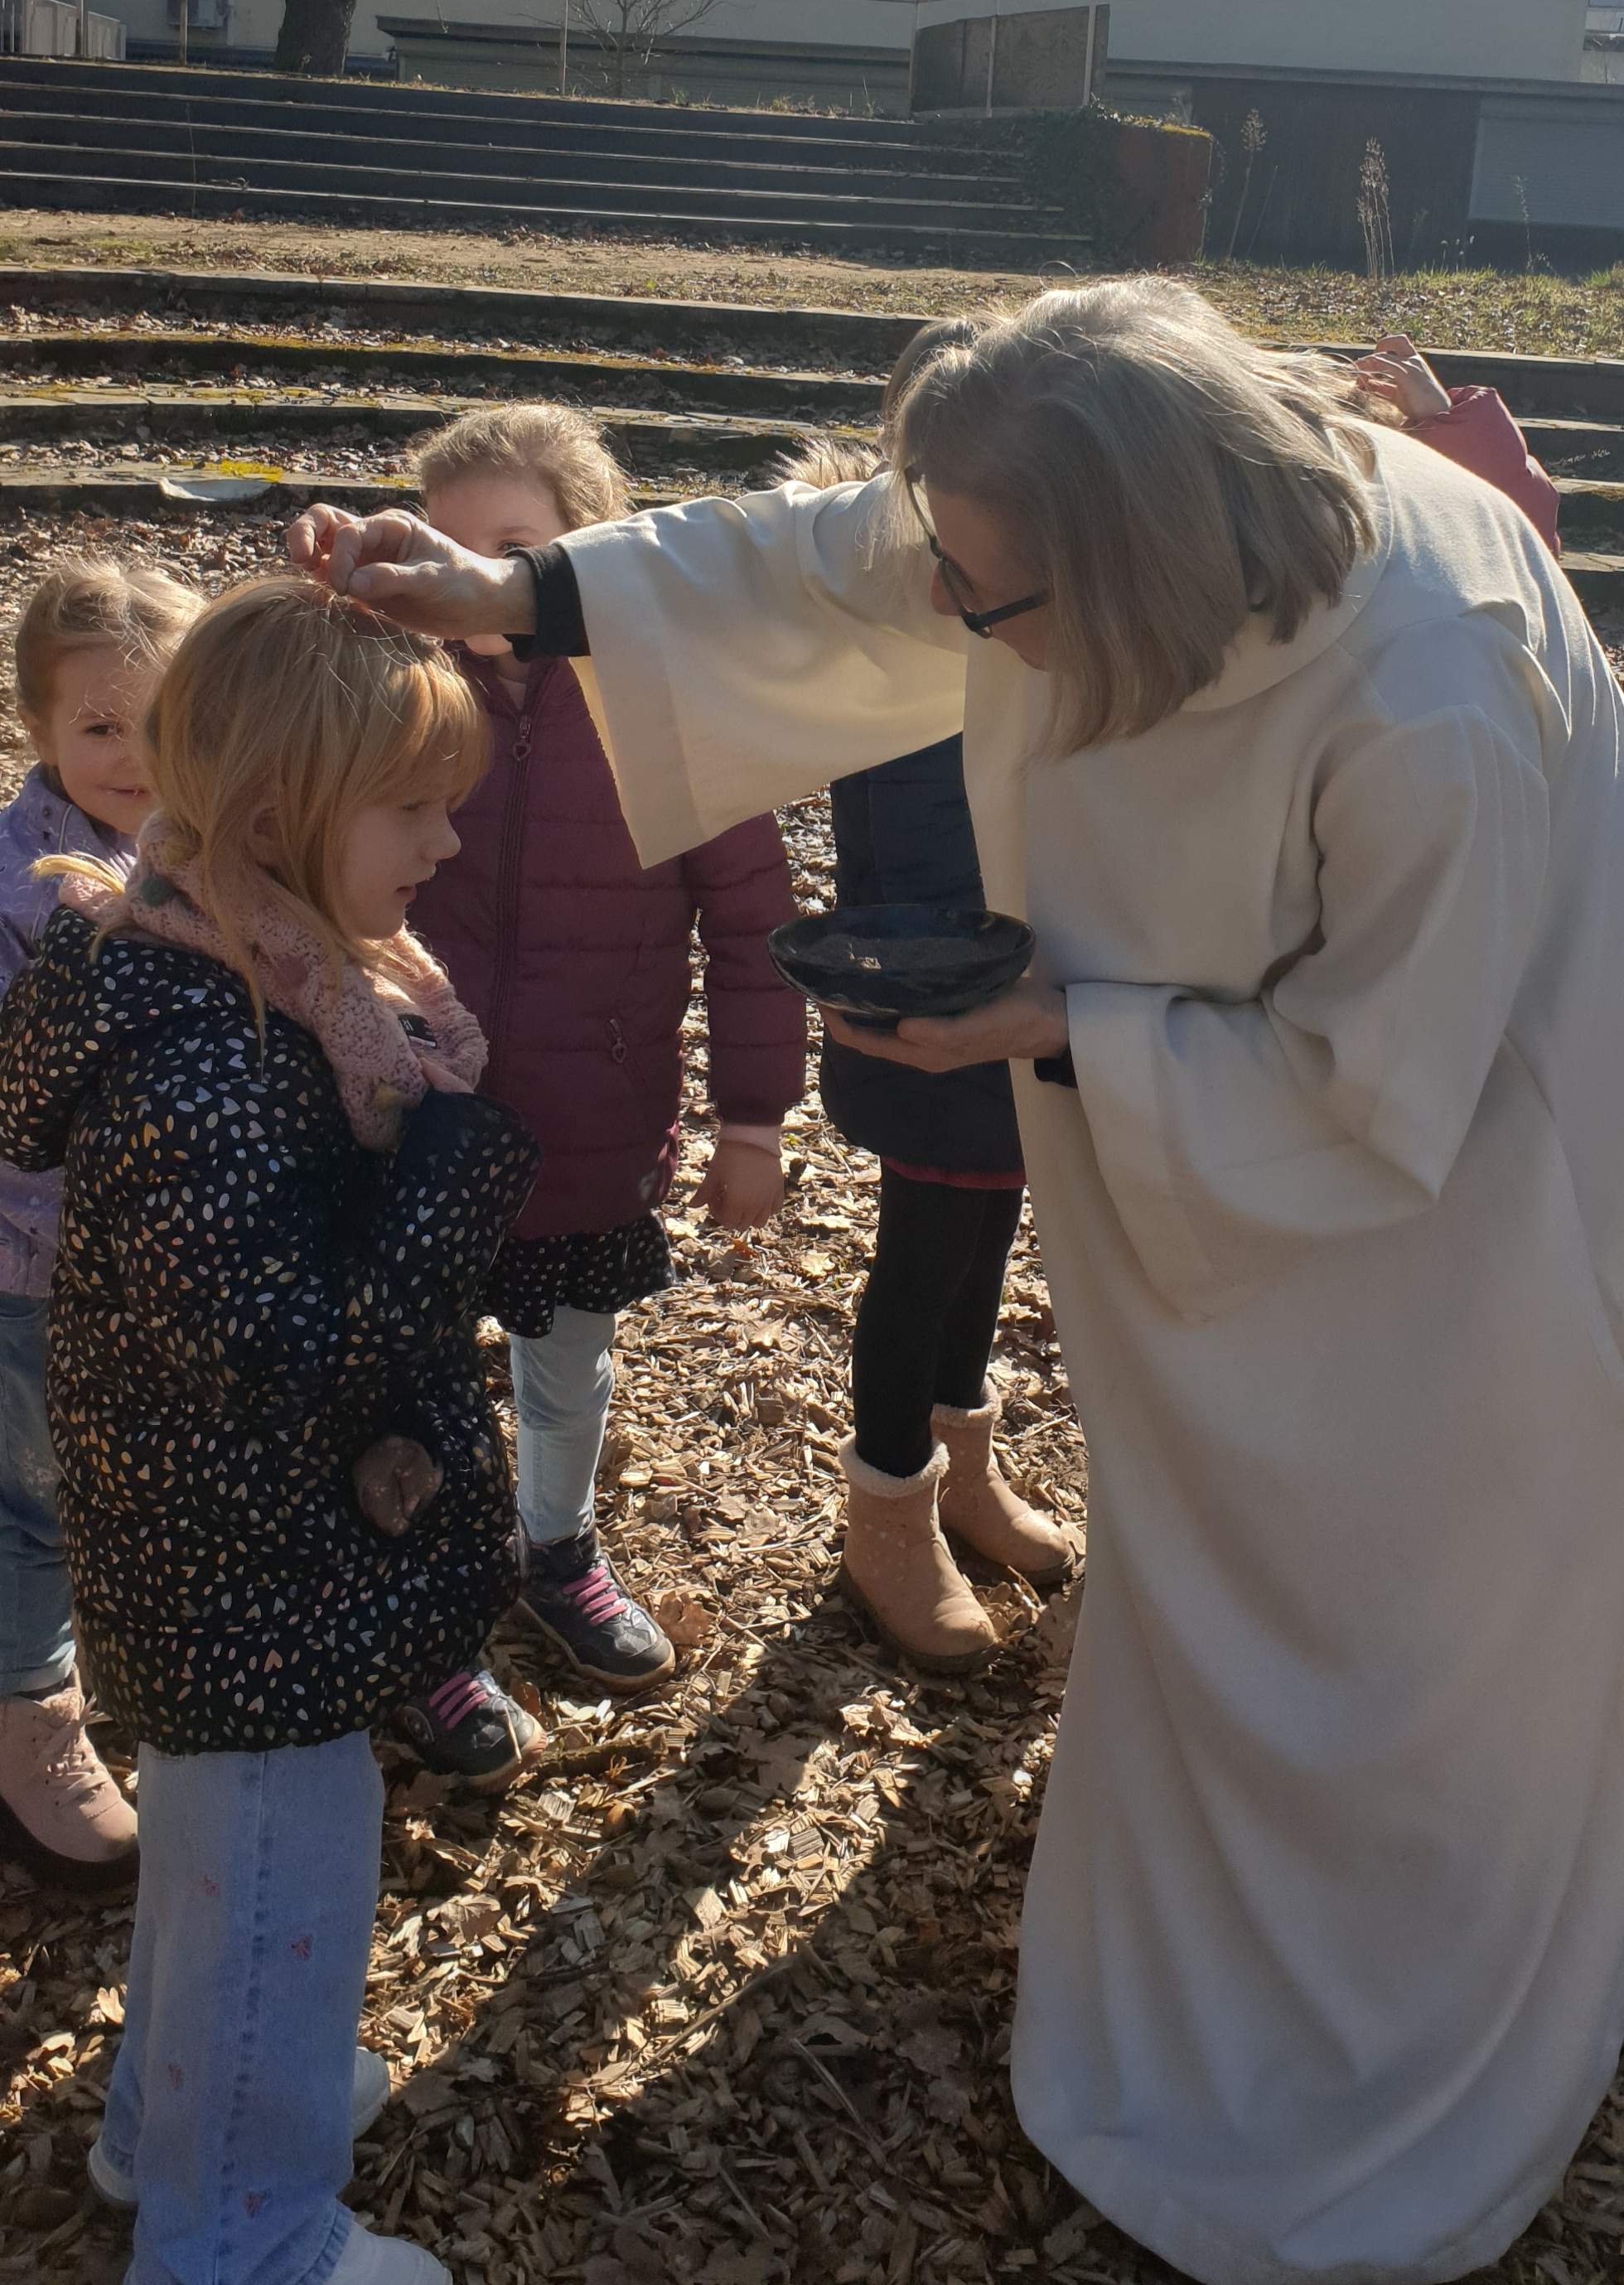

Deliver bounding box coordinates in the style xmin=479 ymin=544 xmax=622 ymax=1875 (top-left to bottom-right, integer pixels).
xmin=60 ymin=818 xmax=486 ymax=1152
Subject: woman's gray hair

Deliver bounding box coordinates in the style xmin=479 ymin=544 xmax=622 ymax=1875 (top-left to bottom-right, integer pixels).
xmin=886 ymin=278 xmax=1379 ymax=751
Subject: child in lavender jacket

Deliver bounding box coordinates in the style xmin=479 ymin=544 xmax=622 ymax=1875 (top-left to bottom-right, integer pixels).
xmin=0 ymin=559 xmax=197 ymax=1888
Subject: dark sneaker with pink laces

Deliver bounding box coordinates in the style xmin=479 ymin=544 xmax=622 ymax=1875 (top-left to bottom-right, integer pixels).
xmin=520 ymin=1526 xmax=675 ymax=1692
xmin=394 ymin=1668 xmax=545 ymax=1793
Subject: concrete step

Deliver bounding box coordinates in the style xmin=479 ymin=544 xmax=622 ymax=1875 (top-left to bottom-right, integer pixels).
xmin=21 ymin=327 xmax=1616 ymax=460
xmin=0 ymin=60 xmax=1079 ymax=263
xmin=1563 ymin=552 xmax=1624 ymax=614
xmin=0 ymin=80 xmax=1001 ymax=176
xmin=16 ymin=389 xmax=1624 ymax=543
xmin=1524 ymin=418 xmax=1624 ymax=481
xmin=0 ymin=327 xmax=887 ymax=424
xmin=0 ymin=264 xmax=930 ymax=370
xmin=1554 ymin=477 xmax=1624 ymax=539
xmin=14 ymin=273 xmax=1624 ymax=397
xmin=0 ymin=165 xmax=1087 ymax=264
xmin=0 ymin=55 xmax=936 ymax=148
xmin=0 ymin=105 xmax=1022 ymax=208
xmin=0 ymin=137 xmax=1047 ymax=236
xmin=0 ymin=386 xmax=839 ymax=483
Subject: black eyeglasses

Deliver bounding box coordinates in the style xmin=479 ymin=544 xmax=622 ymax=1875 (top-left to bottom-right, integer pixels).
xmin=904 ymin=470 xmax=1047 ymax=639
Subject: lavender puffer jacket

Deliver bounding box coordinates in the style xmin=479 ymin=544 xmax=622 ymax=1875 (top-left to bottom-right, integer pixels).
xmin=0 ymin=767 xmax=131 ymax=1295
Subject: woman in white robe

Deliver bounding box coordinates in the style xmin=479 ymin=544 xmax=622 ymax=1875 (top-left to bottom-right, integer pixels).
xmin=290 ymin=282 xmax=1624 ymax=2285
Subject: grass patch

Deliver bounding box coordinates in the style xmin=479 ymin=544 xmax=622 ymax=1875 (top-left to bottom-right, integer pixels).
xmin=0 ymin=210 xmax=1621 ymax=355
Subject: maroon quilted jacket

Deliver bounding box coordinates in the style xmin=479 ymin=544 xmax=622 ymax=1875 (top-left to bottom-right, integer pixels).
xmin=409 ymin=651 xmax=805 ymax=1239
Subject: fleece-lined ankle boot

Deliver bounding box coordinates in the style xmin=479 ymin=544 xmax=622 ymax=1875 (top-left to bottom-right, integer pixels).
xmin=933 ymin=1385 xmax=1074 ymax=1588
xmin=837 ymin=1439 xmax=996 ymax=1674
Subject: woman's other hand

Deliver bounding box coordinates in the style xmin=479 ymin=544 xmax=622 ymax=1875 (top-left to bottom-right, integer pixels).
xmin=353 ymin=1435 xmax=444 ymax=1536
xmin=821 ymin=977 xmax=1069 ymax=1072
xmin=692 ymin=1138 xmax=785 ymax=1229
xmin=1354 ymin=335 xmax=1451 ymax=423
xmin=286 ymin=504 xmax=535 ymax=639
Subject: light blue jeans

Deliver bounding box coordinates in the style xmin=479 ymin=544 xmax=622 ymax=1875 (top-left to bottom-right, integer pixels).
xmin=101 ymin=1731 xmax=383 ymax=2285
xmin=511 ymin=1305 xmax=616 ymax=1546
xmin=0 ymin=1288 xmax=74 ymax=1697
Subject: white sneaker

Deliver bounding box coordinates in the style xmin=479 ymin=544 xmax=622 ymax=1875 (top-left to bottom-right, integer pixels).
xmin=327 ymin=2221 xmax=451 ymax=2283
xmin=89 ymin=2046 xmax=393 ymax=2210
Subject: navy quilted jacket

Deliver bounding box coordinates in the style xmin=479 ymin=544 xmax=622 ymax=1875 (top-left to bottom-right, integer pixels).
xmin=410 ymin=652 xmax=805 ymax=1239
xmin=0 ymin=907 xmax=539 ymax=1756
xmin=820 ymin=737 xmax=1024 ymax=1175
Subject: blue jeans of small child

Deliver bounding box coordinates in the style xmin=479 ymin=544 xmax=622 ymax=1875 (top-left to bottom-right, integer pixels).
xmin=511 ymin=1305 xmax=616 ymax=1546
xmin=0 ymin=1289 xmax=74 ymax=1697
xmin=101 ymin=1730 xmax=383 ymax=2285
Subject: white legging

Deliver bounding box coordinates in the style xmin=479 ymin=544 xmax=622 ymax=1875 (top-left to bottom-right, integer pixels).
xmin=510 ymin=1305 xmax=616 ymax=1546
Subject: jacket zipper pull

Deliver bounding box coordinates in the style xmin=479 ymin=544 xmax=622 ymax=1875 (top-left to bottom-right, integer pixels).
xmin=609 ymin=1017 xmax=628 ymax=1065
xmin=511 ymin=713 xmax=534 ymax=765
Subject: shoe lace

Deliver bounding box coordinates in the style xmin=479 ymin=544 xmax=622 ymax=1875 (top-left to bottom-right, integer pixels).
xmin=559 ymin=1558 xmax=630 ymax=1628
xmin=424 ymin=1669 xmax=502 ymax=1732
xmin=31 ymin=1698 xmax=115 ymax=1808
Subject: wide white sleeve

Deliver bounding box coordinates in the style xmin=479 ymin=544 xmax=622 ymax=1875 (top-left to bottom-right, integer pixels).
xmin=1065 ymin=699 xmax=1551 ymax=1321
xmin=558 ymin=478 xmax=968 ymax=865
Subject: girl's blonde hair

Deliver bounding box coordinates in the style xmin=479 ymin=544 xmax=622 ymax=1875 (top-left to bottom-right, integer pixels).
xmin=51 ymin=577 xmax=486 ymax=1013
xmin=413 ymin=403 xmax=630 ymax=530
xmin=886 ymin=279 xmax=1379 ymax=751
xmin=775 ymin=433 xmax=882 ymax=490
xmin=14 ymin=557 xmax=201 ymax=718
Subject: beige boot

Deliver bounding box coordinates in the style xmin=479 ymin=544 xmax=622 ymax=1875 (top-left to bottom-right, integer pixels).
xmin=934 ymin=1385 xmax=1074 ymax=1587
xmin=836 ymin=1438 xmax=997 ymax=1674
xmin=0 ymin=1674 xmax=138 ymax=1892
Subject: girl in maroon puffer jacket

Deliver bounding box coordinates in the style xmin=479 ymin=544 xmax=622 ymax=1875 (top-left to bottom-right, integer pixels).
xmin=398 ymin=406 xmax=804 ymax=1771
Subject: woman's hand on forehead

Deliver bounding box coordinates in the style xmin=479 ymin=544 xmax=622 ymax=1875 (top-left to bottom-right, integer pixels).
xmin=285 ymin=503 xmax=535 ymax=640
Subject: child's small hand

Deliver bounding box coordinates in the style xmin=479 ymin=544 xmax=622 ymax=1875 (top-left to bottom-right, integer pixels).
xmin=692 ymin=1138 xmax=785 ymax=1230
xmin=354 ymin=1436 xmax=443 ymax=1536
xmin=416 ymin=1051 xmax=474 ymax=1095
xmin=1354 ymin=334 xmax=1451 ymax=423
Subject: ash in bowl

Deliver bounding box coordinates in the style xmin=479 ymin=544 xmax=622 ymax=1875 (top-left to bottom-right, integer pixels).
xmin=767 ymin=905 xmax=1037 ymax=1031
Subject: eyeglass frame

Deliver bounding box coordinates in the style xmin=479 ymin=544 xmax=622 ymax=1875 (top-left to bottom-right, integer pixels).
xmin=902 ymin=469 xmax=1048 ymax=639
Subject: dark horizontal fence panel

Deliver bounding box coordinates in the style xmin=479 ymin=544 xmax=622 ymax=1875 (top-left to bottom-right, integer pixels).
xmin=1194 ymin=75 xmax=1479 ymax=270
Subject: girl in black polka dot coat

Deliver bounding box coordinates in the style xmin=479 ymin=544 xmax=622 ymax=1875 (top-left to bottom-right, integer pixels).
xmin=0 ymin=577 xmax=539 ymax=2285
xmin=0 ymin=905 xmax=537 ymax=1760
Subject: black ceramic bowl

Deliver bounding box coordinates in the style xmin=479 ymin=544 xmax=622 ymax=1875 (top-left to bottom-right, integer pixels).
xmin=766 ymin=904 xmax=1037 ymax=1031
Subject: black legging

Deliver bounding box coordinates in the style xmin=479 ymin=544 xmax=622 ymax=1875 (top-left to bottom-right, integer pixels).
xmin=850 ymin=1167 xmax=1025 ymax=1481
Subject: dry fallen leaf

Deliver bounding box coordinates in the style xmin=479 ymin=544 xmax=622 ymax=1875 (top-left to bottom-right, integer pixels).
xmin=652 ymin=1588 xmax=718 ymax=1647
xmin=1032 ymin=1577 xmax=1084 ymax=1669
xmin=433 ymin=1896 xmax=503 ymax=1944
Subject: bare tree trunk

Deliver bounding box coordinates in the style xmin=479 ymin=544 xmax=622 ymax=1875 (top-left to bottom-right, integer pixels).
xmin=273 ymin=0 xmax=355 ymax=75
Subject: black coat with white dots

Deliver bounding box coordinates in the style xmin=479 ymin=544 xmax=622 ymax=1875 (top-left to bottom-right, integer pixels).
xmin=0 ymin=906 xmax=541 ymax=1756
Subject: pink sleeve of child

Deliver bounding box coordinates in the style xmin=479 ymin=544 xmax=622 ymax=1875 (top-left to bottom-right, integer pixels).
xmin=1405 ymin=387 xmax=1561 ymax=556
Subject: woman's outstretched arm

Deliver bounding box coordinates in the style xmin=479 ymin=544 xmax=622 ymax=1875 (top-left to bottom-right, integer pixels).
xmin=291 ymin=482 xmax=968 ymax=866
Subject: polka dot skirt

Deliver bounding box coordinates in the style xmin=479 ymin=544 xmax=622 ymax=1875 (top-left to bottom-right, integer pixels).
xmin=483 ymin=1213 xmax=674 ymax=1340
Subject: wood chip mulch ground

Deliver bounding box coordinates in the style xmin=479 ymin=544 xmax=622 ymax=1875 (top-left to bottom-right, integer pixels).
xmin=0 ymin=517 xmax=1622 ymax=2285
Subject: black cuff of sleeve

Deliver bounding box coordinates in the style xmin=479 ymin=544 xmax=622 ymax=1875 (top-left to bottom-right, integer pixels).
xmin=505 ymin=543 xmax=590 ymax=660
xmin=1034 ymin=1048 xmax=1077 ymax=1089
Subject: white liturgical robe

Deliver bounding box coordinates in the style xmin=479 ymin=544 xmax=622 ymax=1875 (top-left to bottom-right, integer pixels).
xmin=557 ymin=425 xmax=1624 ymax=2284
